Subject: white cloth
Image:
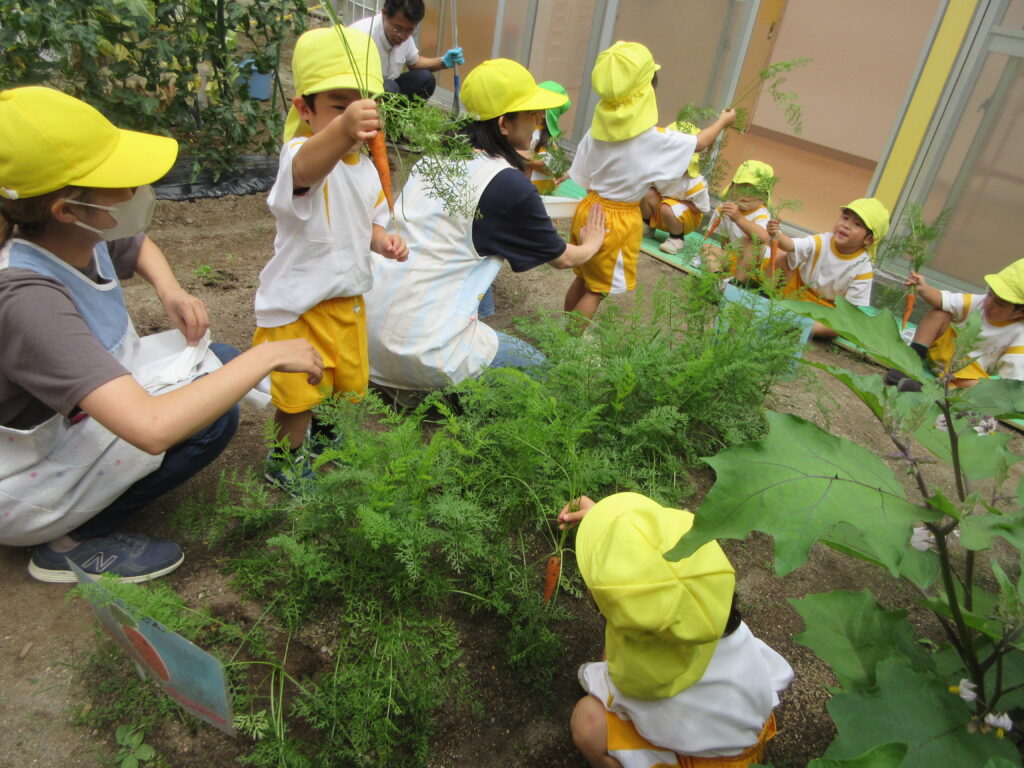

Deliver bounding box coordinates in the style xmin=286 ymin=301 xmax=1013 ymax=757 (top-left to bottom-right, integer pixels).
xmin=569 ymin=127 xmax=697 ymax=203
xmin=350 ymin=12 xmax=419 ymax=80
xmin=654 ymin=173 xmax=711 ymax=215
xmin=364 ymin=154 xmax=509 ymax=389
xmin=787 ymin=232 xmax=873 ymax=306
xmin=256 ymin=138 xmax=389 ymax=327
xmin=706 ymin=205 xmax=771 ymax=262
xmin=578 ymin=622 xmax=793 ymax=758
xmin=941 ymin=291 xmax=1024 ymax=379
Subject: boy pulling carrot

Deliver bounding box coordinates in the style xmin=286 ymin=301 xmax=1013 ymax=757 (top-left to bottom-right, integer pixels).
xmin=253 ymin=25 xmax=408 ymax=486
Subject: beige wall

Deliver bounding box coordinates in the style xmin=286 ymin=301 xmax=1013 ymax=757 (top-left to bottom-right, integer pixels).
xmin=755 ymin=0 xmax=941 ymax=161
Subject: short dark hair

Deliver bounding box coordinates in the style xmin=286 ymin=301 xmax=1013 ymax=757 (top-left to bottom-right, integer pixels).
xmin=383 ymin=0 xmax=424 ymax=23
xmin=463 ymin=115 xmax=526 ymax=172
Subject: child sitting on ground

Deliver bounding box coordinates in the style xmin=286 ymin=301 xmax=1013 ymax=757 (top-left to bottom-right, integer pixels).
xmin=558 ymin=492 xmax=793 ymax=768
xmin=639 ymin=121 xmax=712 ymax=256
xmin=702 ymin=160 xmax=773 ymax=284
xmin=885 ymin=259 xmax=1024 ymax=392
xmin=524 ymin=80 xmax=572 ymax=195
xmin=766 ymin=198 xmax=889 ymax=339
xmin=252 ymin=25 xmax=408 ymax=486
xmin=564 ymin=41 xmax=734 ymax=321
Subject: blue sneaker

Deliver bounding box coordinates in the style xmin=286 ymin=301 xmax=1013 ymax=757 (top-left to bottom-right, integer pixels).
xmin=28 ymin=532 xmax=184 ymax=584
xmin=263 ymin=450 xmax=316 ymax=490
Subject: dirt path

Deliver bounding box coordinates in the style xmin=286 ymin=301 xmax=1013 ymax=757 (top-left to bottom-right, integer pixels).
xmin=0 ymin=194 xmax=1005 ymax=767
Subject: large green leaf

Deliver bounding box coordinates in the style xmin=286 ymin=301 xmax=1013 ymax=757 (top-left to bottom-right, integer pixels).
xmin=670 ymin=412 xmax=926 ymax=576
xmin=960 ymin=378 xmax=1024 ymax=420
xmin=780 ymin=298 xmax=925 ymax=374
xmin=807 ymin=743 xmax=908 ymax=768
xmin=792 ymin=591 xmax=933 ymax=690
xmin=960 ymin=505 xmax=1024 ymax=552
xmin=826 ymin=659 xmax=1021 ymax=766
xmin=913 ymin=418 xmax=1021 ymax=483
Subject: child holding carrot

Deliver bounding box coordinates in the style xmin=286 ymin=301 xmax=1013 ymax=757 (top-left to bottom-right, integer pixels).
xmin=884 ymin=259 xmax=1024 ymax=392
xmin=524 ymin=80 xmax=572 ymax=195
xmin=564 ymin=41 xmax=735 ymax=321
xmin=253 ymin=25 xmax=408 ymax=485
xmin=639 ymin=120 xmax=711 ymax=255
xmin=766 ymin=198 xmax=888 ymax=338
xmin=558 ymin=492 xmax=793 ymax=768
xmin=701 ymin=160 xmax=773 ymax=284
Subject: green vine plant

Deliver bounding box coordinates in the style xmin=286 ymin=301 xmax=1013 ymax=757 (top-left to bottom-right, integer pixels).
xmin=316 ymin=2 xmax=478 ymax=218
xmin=729 ymin=57 xmax=813 ymax=135
xmin=752 ymin=167 xmax=803 ymax=286
xmin=669 ymin=297 xmax=1024 ymax=767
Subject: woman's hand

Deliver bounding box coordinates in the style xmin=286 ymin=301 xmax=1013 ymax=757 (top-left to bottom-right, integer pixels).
xmin=579 ymin=204 xmax=606 ymax=250
xmin=268 ymin=339 xmax=324 ymax=385
xmin=158 ymin=287 xmax=209 ymax=345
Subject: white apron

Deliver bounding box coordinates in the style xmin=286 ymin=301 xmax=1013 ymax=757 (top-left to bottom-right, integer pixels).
xmin=0 ymin=240 xmax=220 ymax=546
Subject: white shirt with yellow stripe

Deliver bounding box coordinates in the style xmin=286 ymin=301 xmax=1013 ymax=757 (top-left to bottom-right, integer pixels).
xmin=654 ymin=173 xmax=711 ymax=215
xmin=787 ymin=232 xmax=873 ymax=306
xmin=706 ymin=205 xmax=772 ymax=262
xmin=256 ymin=137 xmax=389 ymax=328
xmin=940 ymin=291 xmax=1024 ymax=380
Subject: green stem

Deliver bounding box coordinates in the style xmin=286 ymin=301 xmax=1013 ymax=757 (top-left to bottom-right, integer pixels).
xmin=934 ymin=531 xmax=984 ymax=689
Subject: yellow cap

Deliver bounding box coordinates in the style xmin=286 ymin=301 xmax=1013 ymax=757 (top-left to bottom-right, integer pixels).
xmin=460 ymin=59 xmax=568 ymax=122
xmin=985 ymin=259 xmax=1024 ymax=305
xmin=842 ymin=198 xmax=890 ymax=260
xmin=667 ymin=121 xmax=701 ymax=178
xmin=722 ymin=159 xmax=775 ymax=205
xmin=284 ymin=26 xmax=384 ymax=141
xmin=0 ymin=87 xmax=178 ymax=200
xmin=590 ymin=42 xmax=661 ymax=142
xmin=576 ymin=492 xmax=735 ymax=701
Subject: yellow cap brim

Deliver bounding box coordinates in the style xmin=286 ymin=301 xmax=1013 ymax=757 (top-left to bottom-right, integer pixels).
xmin=71 ymin=128 xmax=178 ymax=189
xmin=985 ymin=274 xmax=1024 ymax=305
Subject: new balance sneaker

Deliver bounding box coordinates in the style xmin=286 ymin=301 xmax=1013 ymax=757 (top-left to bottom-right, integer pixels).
xmin=264 ymin=450 xmax=316 ymax=490
xmin=28 ymin=532 xmax=184 ymax=584
xmin=659 ymin=236 xmax=686 ymax=255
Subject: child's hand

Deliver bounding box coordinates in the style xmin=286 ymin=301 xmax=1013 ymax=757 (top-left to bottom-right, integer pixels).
xmin=338 ymin=98 xmax=380 ymax=144
xmin=766 ymin=218 xmax=780 ymax=237
xmin=719 ymin=107 xmax=737 ymax=127
xmin=376 ymin=232 xmax=409 ymax=262
xmin=579 ymin=203 xmax=607 ymax=250
xmin=720 ymin=201 xmax=741 ymax=221
xmin=905 ymin=270 xmax=927 ymax=289
xmin=558 ymin=496 xmax=597 ymax=530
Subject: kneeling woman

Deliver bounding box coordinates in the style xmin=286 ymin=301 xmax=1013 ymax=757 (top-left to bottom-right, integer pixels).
xmin=365 ymin=59 xmax=604 ymax=394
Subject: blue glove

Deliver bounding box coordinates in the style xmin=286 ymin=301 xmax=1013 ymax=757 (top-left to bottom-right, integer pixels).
xmin=442 ymin=47 xmax=464 ymax=68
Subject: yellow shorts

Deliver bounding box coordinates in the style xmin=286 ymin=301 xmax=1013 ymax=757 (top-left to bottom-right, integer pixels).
xmin=929 ymin=326 xmax=989 ymax=381
xmin=532 ymin=178 xmax=556 ymax=195
xmin=252 ymin=296 xmax=368 ymax=414
xmin=653 ymin=197 xmax=703 ymax=235
xmin=607 ymin=711 xmax=777 ymax=768
xmin=571 ymin=192 xmax=642 ymax=294
xmin=781 ymin=272 xmax=834 ymax=307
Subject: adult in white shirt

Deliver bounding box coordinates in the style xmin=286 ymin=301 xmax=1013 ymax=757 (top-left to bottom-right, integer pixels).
xmin=350 ymin=0 xmax=464 ymax=102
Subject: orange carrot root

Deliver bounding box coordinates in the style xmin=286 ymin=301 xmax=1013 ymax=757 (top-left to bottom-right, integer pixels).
xmin=902 ymin=290 xmax=916 ymax=328
xmin=368 ymin=130 xmax=393 ymax=212
xmin=705 ymin=216 xmax=721 ymax=239
xmin=542 ymin=555 xmax=561 ymax=604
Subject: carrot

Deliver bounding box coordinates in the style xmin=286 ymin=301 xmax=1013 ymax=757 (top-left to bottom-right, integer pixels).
xmin=542 ymin=555 xmax=561 ymax=604
xmin=902 ymin=288 xmax=916 ymax=328
xmin=705 ymin=215 xmax=721 ymax=239
xmin=368 ymin=129 xmax=394 ymax=213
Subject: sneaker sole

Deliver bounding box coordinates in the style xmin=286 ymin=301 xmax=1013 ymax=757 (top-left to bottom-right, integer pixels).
xmin=27 ymin=552 xmax=185 ymax=584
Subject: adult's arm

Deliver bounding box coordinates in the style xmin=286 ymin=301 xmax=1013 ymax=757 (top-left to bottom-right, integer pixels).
xmin=80 ymin=341 xmax=323 ymax=455
xmin=134 ymin=236 xmax=209 ymax=344
xmin=548 ymin=204 xmax=605 ymax=268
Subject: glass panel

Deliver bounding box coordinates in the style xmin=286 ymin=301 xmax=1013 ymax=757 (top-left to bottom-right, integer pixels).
xmin=496 ymin=0 xmax=532 ymax=60
xmin=925 ymin=47 xmax=1024 ymax=288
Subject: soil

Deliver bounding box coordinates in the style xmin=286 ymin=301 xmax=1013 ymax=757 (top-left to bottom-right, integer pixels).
xmin=0 ymin=193 xmax=1016 ymax=767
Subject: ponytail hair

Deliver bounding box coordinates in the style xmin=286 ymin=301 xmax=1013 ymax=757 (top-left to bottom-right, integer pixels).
xmin=463 ymin=114 xmax=527 ymax=173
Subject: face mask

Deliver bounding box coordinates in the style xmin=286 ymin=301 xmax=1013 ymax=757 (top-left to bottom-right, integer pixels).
xmin=62 ymin=185 xmax=156 ymax=240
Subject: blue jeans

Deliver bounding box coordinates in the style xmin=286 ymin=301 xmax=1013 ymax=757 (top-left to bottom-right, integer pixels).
xmin=383 ymin=69 xmax=436 ymax=102
xmin=490 ymin=331 xmax=545 ymax=371
xmin=478 ymin=286 xmax=495 ymax=319
xmin=72 ymin=343 xmax=241 ymax=539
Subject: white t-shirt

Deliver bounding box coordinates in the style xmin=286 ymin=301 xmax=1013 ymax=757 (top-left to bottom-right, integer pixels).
xmin=941 ymin=291 xmax=1024 ymax=380
xmin=578 ymin=622 xmax=793 ymax=758
xmin=787 ymin=232 xmax=873 ymax=306
xmin=256 ymin=138 xmax=389 ymax=327
xmin=706 ymin=204 xmax=771 ymax=261
xmin=350 ymin=13 xmax=419 ymax=80
xmin=569 ymin=126 xmax=697 ymax=203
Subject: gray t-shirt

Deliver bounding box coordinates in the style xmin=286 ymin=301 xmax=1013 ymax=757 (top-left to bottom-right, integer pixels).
xmin=0 ymin=235 xmax=143 ymax=428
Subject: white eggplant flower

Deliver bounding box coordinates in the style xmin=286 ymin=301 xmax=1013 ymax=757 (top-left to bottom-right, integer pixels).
xmin=948 ymin=678 xmax=977 ymax=702
xmin=911 ymin=526 xmax=935 ymax=552
xmin=984 ymin=712 xmax=1013 ymax=737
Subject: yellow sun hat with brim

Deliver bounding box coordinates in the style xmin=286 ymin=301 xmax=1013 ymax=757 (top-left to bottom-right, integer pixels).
xmin=590 ymin=41 xmax=661 ymax=142
xmin=537 ymin=80 xmax=571 ymax=140
xmin=841 ymin=198 xmax=890 ymax=260
xmin=667 ymin=121 xmax=701 ymax=178
xmin=460 ymin=59 xmax=568 ymax=122
xmin=284 ymin=25 xmax=384 ymax=141
xmin=985 ymin=259 xmax=1024 ymax=306
xmin=576 ymin=492 xmax=736 ymax=701
xmin=0 ymin=86 xmax=178 ymax=201
xmin=722 ymin=159 xmax=775 ymax=207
